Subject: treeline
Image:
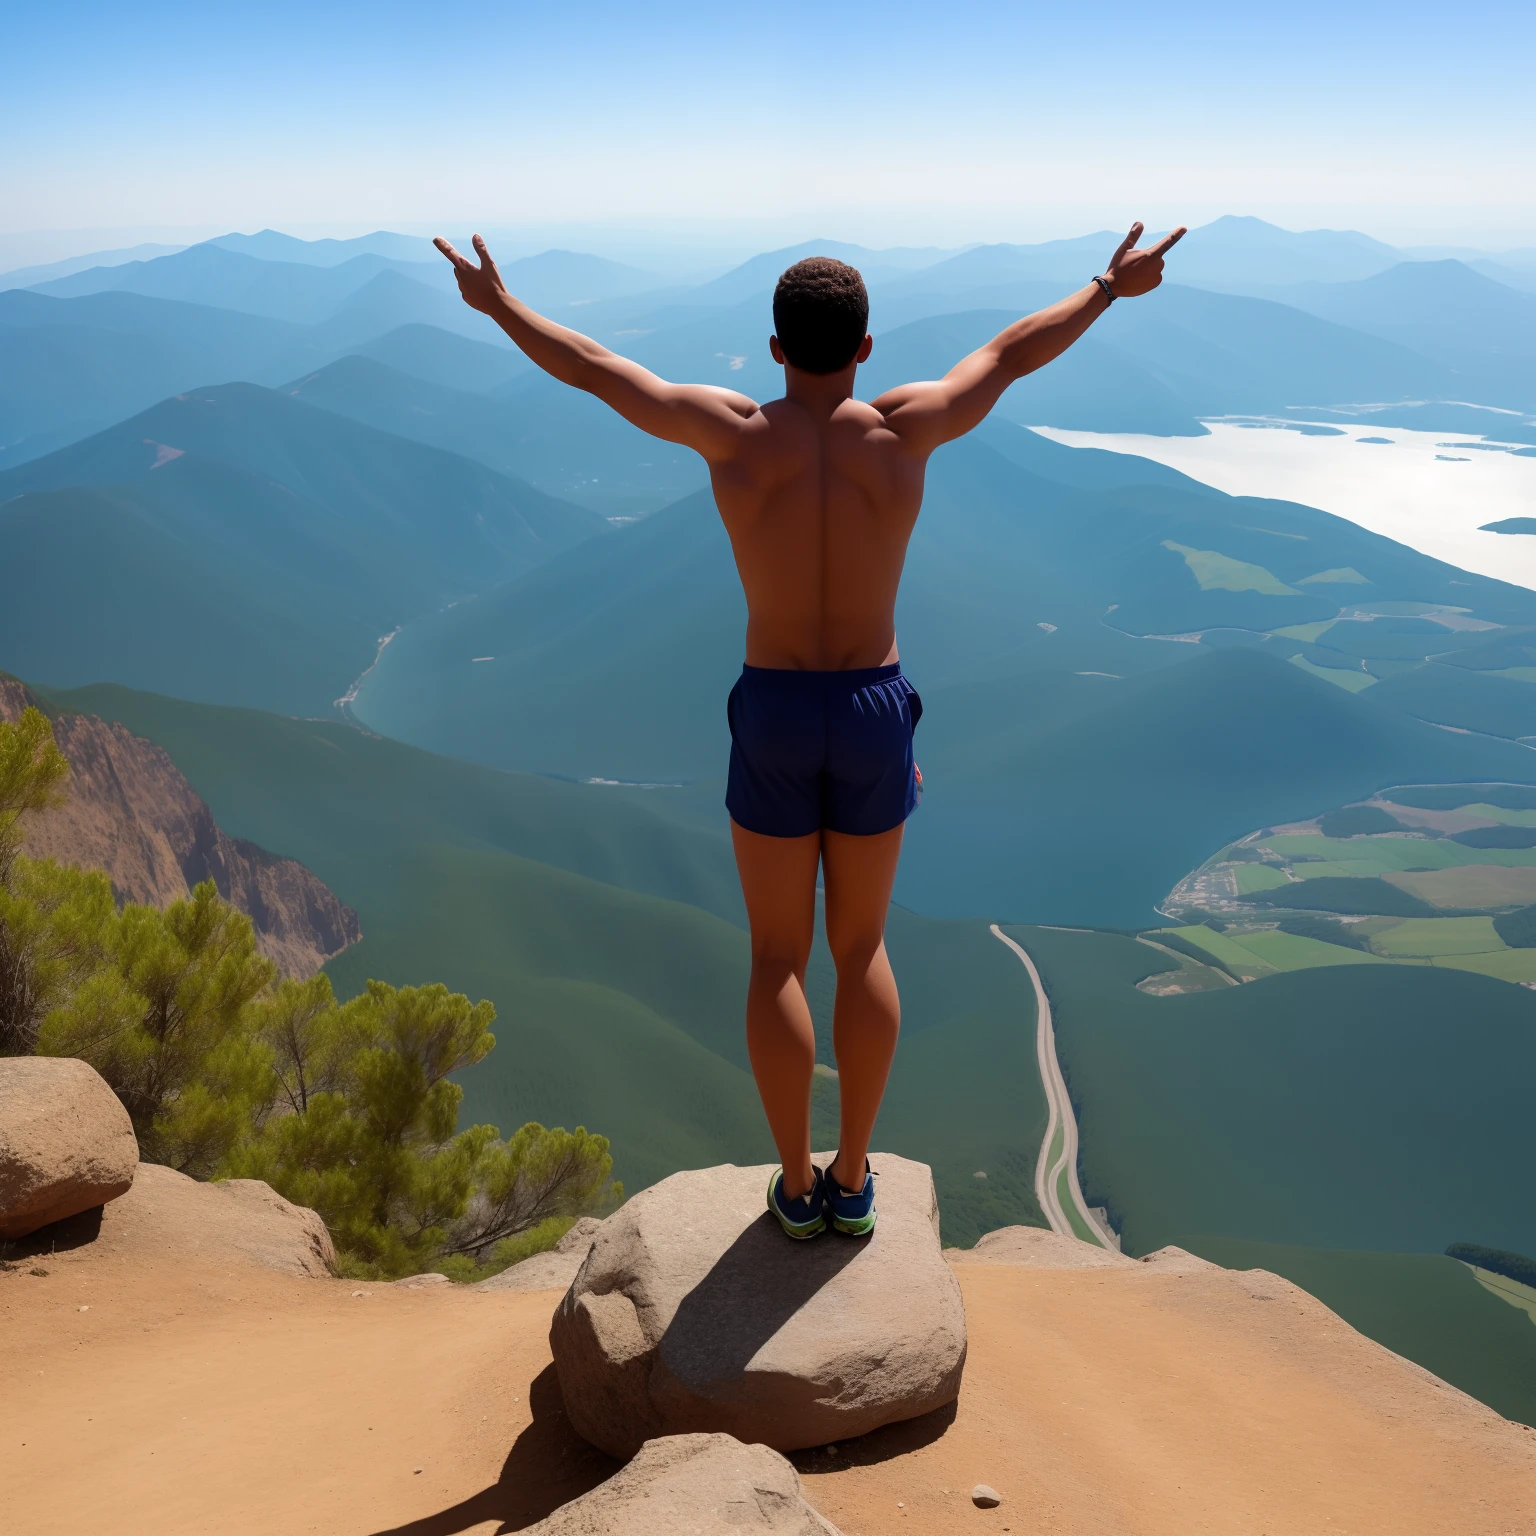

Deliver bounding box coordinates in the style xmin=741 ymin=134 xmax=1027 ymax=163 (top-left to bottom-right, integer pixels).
xmin=1446 ymin=1242 xmax=1536 ymax=1290
xmin=0 ymin=706 xmax=618 ymax=1279
xmin=1493 ymin=905 xmax=1536 ymax=948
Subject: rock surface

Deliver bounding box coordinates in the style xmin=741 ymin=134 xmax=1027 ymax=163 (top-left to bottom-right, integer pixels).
xmin=947 ymin=1225 xmax=1134 ymax=1269
xmin=5 ymin=1160 xmax=336 ymax=1276
xmin=523 ymin=1433 xmax=841 ymax=1535
xmin=946 ymin=1227 xmax=1217 ymax=1275
xmin=0 ymin=1057 xmax=138 ymax=1239
xmin=479 ymin=1216 xmax=604 ymax=1293
xmin=550 ymin=1154 xmax=966 ymax=1457
xmin=0 ymin=676 xmax=359 ymax=978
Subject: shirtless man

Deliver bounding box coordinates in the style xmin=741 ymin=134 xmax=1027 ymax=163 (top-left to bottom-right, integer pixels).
xmin=436 ymin=222 xmax=1185 ymax=1238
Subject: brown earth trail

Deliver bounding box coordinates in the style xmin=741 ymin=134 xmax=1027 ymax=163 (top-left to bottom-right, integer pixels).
xmin=5 ymin=1226 xmax=1534 ymax=1536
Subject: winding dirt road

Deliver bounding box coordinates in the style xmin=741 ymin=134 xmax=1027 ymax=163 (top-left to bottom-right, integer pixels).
xmin=990 ymin=924 xmax=1114 ymax=1249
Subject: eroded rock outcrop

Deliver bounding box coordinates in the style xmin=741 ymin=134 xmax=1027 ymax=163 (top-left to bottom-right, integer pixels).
xmin=0 ymin=1057 xmax=138 ymax=1239
xmin=0 ymin=676 xmax=358 ymax=977
xmin=478 ymin=1216 xmax=604 ymax=1293
xmin=947 ymin=1224 xmax=1135 ymax=1269
xmin=524 ymin=1433 xmax=841 ymax=1536
xmin=550 ymin=1154 xmax=966 ymax=1457
xmin=9 ymin=1160 xmax=338 ymax=1276
xmin=946 ymin=1225 xmax=1219 ymax=1274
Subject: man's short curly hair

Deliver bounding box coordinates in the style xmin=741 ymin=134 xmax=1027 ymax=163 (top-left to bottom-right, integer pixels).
xmin=772 ymin=257 xmax=869 ymax=375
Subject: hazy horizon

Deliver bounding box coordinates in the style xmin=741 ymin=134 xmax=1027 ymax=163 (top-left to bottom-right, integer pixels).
xmin=5 ymin=0 xmax=1534 ymax=273
xmin=5 ymin=212 xmax=1536 ymax=290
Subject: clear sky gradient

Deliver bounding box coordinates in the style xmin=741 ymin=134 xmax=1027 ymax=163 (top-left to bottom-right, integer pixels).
xmin=4 ymin=0 xmax=1533 ymax=264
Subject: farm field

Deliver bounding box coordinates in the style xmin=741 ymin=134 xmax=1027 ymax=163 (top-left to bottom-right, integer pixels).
xmin=1158 ymin=783 xmax=1536 ymax=985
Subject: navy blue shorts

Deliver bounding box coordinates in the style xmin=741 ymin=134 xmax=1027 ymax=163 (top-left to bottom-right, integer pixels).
xmin=726 ymin=663 xmax=923 ymax=838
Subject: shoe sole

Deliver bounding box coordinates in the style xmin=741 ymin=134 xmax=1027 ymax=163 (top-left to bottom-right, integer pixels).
xmin=831 ymin=1209 xmax=877 ymax=1237
xmin=767 ymin=1170 xmax=825 ymax=1239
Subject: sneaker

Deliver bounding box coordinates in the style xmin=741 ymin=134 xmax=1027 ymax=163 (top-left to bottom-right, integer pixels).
xmin=824 ymin=1155 xmax=877 ymax=1236
xmin=767 ymin=1166 xmax=827 ymax=1240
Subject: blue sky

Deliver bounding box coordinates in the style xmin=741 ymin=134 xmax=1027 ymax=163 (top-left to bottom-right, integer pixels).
xmin=3 ymin=0 xmax=1533 ymax=264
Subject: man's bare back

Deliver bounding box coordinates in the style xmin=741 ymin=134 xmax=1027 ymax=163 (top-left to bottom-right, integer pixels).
xmin=710 ymin=391 xmax=922 ymax=670
xmin=437 ymin=222 xmax=1184 ymax=1231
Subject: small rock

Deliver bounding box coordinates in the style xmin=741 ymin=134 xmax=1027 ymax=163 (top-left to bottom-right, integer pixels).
xmin=413 ymin=1468 xmax=422 ymax=1475
xmin=972 ymin=1483 xmax=1002 ymax=1508
xmin=351 ymin=1290 xmax=369 ymax=1298
xmin=521 ymin=1433 xmax=842 ymax=1534
xmin=78 ymin=1305 xmax=89 ymax=1313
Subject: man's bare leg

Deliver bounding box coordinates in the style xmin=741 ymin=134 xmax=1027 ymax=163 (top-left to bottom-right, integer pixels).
xmin=731 ymin=820 xmax=821 ymax=1200
xmin=821 ymin=826 xmax=904 ymax=1195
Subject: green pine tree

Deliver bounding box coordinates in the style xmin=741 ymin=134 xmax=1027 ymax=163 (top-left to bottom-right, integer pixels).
xmin=1 ymin=706 xmax=620 ymax=1277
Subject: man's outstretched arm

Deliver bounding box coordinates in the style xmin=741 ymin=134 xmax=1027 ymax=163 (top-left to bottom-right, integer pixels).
xmin=871 ymin=222 xmax=1186 ymax=454
xmin=436 ymin=235 xmax=757 ymax=461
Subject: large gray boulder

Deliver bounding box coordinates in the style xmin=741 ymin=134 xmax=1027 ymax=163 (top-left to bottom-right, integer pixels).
xmin=550 ymin=1153 xmax=966 ymax=1457
xmin=0 ymin=1057 xmax=138 ymax=1239
xmin=524 ymin=1433 xmax=841 ymax=1535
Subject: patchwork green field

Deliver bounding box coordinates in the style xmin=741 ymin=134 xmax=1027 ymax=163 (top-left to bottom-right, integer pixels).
xmin=1158 ymin=783 xmax=1536 ymax=985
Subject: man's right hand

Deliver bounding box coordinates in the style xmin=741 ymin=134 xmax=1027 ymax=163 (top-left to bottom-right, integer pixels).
xmin=1102 ymin=221 xmax=1187 ymax=298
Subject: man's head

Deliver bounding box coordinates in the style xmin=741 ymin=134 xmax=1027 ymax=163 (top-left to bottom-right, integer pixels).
xmin=771 ymin=257 xmax=870 ymax=375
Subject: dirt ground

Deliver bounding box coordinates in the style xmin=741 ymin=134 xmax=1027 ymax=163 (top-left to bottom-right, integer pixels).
xmin=5 ymin=1240 xmax=1536 ymax=1536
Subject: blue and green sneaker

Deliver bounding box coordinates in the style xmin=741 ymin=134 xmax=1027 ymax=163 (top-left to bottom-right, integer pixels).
xmin=824 ymin=1155 xmax=877 ymax=1236
xmin=767 ymin=1166 xmax=827 ymax=1239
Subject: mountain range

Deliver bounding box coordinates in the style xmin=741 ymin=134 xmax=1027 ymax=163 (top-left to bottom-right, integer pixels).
xmin=0 ymin=384 xmax=606 ymax=713
xmin=7 ymin=216 xmax=1533 ymax=476
xmin=8 ymin=214 xmax=1536 ymax=1424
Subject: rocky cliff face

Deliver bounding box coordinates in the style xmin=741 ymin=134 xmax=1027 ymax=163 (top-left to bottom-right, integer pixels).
xmin=0 ymin=678 xmax=358 ymax=978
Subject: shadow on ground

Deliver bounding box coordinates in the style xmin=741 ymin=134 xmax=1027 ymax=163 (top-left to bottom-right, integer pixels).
xmin=1 ymin=1205 xmax=104 ymax=1260
xmin=787 ymin=1396 xmax=959 ymax=1473
xmin=367 ymin=1364 xmax=619 ymax=1536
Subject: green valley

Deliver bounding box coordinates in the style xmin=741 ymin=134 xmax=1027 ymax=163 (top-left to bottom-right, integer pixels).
xmin=39 ymin=680 xmax=1044 ymax=1243
xmin=1015 ymin=922 xmax=1536 ymax=1261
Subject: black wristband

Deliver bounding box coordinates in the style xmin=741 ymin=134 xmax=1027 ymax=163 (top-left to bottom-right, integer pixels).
xmin=1092 ymin=274 xmax=1116 ymax=304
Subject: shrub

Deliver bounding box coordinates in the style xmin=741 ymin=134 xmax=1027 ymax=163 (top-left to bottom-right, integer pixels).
xmin=2 ymin=707 xmax=619 ymax=1278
